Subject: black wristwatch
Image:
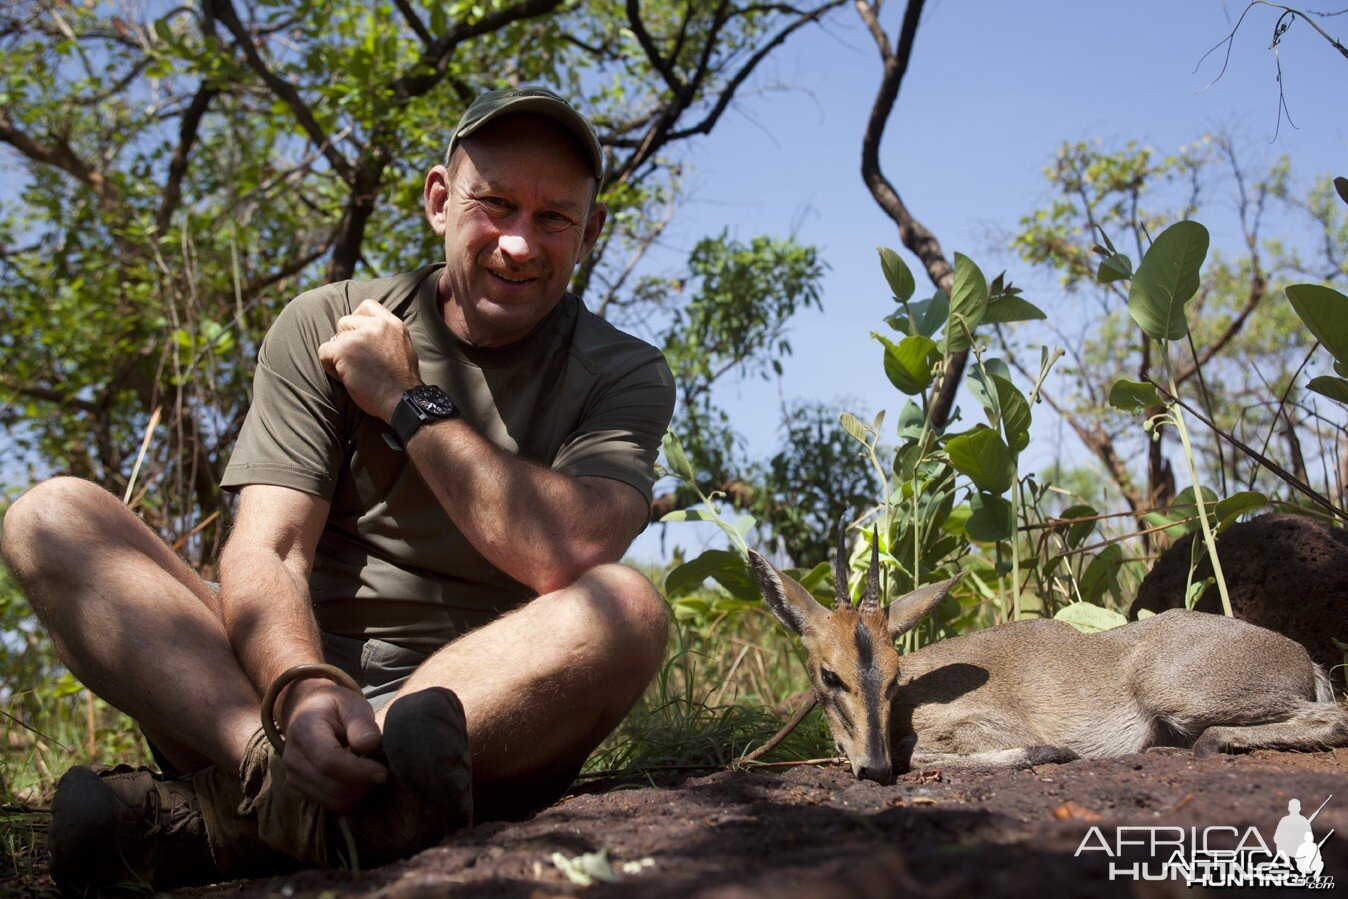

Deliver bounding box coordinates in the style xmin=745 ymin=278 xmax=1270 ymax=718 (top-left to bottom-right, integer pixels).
xmin=385 ymin=384 xmax=460 ymax=451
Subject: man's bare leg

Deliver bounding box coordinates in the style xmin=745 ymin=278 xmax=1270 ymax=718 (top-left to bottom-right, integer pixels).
xmin=0 ymin=477 xmax=260 ymax=774
xmin=379 ymin=563 xmax=669 ymax=789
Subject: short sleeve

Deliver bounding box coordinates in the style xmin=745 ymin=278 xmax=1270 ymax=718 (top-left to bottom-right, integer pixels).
xmin=220 ymin=288 xmax=347 ymax=499
xmin=551 ymin=352 xmax=676 ymax=503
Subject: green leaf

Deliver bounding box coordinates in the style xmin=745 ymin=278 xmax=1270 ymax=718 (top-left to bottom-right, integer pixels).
xmin=1127 ymin=221 xmax=1209 ymax=340
xmin=912 ymin=290 xmax=950 ymax=337
xmin=1079 ymin=543 xmax=1124 ymax=605
xmin=1059 ymin=503 xmax=1098 ymax=549
xmin=966 ymin=492 xmax=1014 ymax=542
xmin=664 ymin=549 xmax=746 ymax=597
xmin=53 ymin=672 xmax=84 ymax=698
xmin=878 ymin=246 xmax=916 ymax=303
xmin=840 ymin=412 xmax=869 ymax=445
xmin=1054 ymin=602 xmax=1127 ymax=634
xmin=1286 ymin=284 xmax=1348 ymax=366
xmin=1108 ymin=378 xmax=1163 ymax=413
xmin=873 ymin=332 xmax=939 ymax=395
xmin=1214 ymin=490 xmax=1267 ymax=530
xmin=991 ymin=375 xmax=1031 ymax=453
xmin=945 ymin=425 xmax=1015 ymax=494
xmin=981 ymin=296 xmax=1047 ymax=324
xmin=1185 ymin=576 xmax=1215 ymax=610
xmin=897 ymin=400 xmax=925 ymax=441
xmin=1097 ymin=253 xmax=1133 ymax=283
xmin=944 ymin=253 xmax=989 ymax=352
xmin=1308 ymin=375 xmax=1348 ymax=403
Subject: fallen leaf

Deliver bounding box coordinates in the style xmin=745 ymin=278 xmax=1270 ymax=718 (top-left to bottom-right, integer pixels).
xmin=1052 ymin=801 xmax=1103 ymax=822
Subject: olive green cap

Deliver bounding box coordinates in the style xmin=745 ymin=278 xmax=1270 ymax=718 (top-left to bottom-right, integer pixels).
xmin=446 ymin=86 xmax=604 ymax=181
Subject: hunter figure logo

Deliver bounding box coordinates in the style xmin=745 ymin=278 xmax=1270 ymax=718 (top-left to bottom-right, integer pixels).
xmin=1075 ymin=794 xmax=1335 ymax=888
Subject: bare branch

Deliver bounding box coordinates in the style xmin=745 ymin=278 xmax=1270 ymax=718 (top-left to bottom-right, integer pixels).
xmin=854 ymin=0 xmax=964 ymax=427
xmin=207 ymin=0 xmax=354 ymax=183
xmin=156 ymin=82 xmax=217 ymax=234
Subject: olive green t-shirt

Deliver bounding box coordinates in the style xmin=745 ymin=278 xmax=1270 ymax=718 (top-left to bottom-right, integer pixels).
xmin=221 ymin=264 xmax=676 ymax=653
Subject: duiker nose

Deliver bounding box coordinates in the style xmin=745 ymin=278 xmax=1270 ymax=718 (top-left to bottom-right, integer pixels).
xmin=856 ymin=763 xmax=893 ymax=785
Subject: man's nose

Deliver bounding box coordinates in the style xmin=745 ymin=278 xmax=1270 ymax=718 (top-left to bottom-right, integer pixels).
xmin=498 ymin=230 xmax=537 ymax=264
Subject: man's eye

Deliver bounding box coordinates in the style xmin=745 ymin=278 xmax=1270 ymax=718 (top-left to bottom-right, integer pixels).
xmin=480 ymin=196 xmax=509 ymax=208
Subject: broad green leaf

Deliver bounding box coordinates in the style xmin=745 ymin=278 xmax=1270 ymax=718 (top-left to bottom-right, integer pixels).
xmin=664 ymin=549 xmax=746 ymax=597
xmin=966 ymin=492 xmax=1014 ymax=542
xmin=1286 ymin=284 xmax=1348 ymax=366
xmin=1108 ymin=379 xmax=1163 ymax=413
xmin=1308 ymin=375 xmax=1348 ymax=403
xmin=945 ymin=253 xmax=989 ymax=352
xmin=966 ymin=358 xmax=1012 ymax=413
xmin=946 ymin=425 xmax=1015 ymax=494
xmin=981 ymin=296 xmax=1047 ymax=324
xmin=1214 ymin=490 xmax=1267 ymax=530
xmin=943 ymin=502 xmax=972 ymax=536
xmin=1127 ymin=221 xmax=1209 ymax=340
xmin=913 ymin=290 xmax=950 ymax=337
xmin=878 ymin=246 xmax=916 ymax=303
xmin=792 ymin=561 xmax=834 ymax=597
xmin=1079 ymin=543 xmax=1124 ymax=604
xmin=1054 ymin=602 xmax=1127 ymax=634
xmin=659 ymin=507 xmax=717 ymax=523
xmin=897 ymin=400 xmax=925 ymax=441
xmin=1097 ymin=253 xmax=1133 ymax=283
xmin=873 ymin=332 xmax=939 ymax=395
xmin=840 ymin=412 xmax=869 ymax=445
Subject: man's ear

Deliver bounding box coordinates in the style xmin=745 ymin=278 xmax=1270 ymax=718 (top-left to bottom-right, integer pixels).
xmin=579 ymin=201 xmax=607 ymax=262
xmin=747 ymin=550 xmax=827 ymax=636
xmin=887 ymin=576 xmax=960 ymax=638
xmin=424 ymin=165 xmax=451 ymax=236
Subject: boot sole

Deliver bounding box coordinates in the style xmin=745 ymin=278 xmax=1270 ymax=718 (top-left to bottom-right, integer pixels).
xmin=383 ymin=687 xmax=474 ymax=832
xmin=49 ymin=766 xmax=140 ymax=897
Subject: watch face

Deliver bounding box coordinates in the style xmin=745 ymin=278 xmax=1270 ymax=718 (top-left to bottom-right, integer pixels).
xmin=411 ymin=385 xmax=456 ymax=417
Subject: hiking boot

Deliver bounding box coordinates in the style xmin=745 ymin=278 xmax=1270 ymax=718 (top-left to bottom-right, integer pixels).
xmin=196 ymin=686 xmax=473 ymax=871
xmin=48 ymin=763 xmax=217 ymax=896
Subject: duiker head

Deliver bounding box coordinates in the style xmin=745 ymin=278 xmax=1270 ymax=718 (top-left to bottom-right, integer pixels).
xmin=747 ymin=531 xmax=957 ymax=784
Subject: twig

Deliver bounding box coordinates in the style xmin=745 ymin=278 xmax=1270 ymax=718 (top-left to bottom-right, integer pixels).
xmin=739 ymin=695 xmax=818 ymax=763
xmin=1147 ymin=378 xmax=1348 ymax=523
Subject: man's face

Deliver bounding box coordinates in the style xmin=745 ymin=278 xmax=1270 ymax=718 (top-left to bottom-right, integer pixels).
xmin=425 ymin=114 xmax=605 ymax=347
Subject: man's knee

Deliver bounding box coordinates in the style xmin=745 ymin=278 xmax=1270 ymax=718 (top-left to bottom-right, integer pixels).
xmin=1 ymin=477 xmax=113 ymax=577
xmin=563 ymin=563 xmax=669 ymax=670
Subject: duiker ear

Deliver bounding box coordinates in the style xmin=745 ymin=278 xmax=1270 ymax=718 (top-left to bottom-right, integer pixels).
xmin=887 ymin=576 xmax=961 ymax=638
xmin=747 ymin=550 xmax=828 ymax=636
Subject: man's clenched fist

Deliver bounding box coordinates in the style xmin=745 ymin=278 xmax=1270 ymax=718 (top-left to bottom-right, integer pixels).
xmin=318 ymin=300 xmax=422 ymax=421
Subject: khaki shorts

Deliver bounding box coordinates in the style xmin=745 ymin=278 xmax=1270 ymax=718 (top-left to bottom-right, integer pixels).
xmin=149 ymin=591 xmax=578 ymax=822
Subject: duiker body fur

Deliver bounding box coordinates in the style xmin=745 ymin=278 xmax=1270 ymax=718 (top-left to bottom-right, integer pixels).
xmin=748 ymin=539 xmax=1348 ymax=785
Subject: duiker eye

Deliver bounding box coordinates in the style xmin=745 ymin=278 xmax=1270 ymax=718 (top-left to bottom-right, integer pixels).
xmin=819 ymin=667 xmax=849 ymax=692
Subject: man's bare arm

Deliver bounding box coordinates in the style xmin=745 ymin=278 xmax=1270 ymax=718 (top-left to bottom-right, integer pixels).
xmin=316 ymin=299 xmax=650 ymax=594
xmin=405 ymin=420 xmax=649 ymax=594
xmin=218 ymin=483 xmax=387 ymax=811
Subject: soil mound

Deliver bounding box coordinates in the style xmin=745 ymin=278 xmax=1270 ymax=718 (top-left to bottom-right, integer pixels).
xmin=1131 ymin=512 xmax=1348 ymax=688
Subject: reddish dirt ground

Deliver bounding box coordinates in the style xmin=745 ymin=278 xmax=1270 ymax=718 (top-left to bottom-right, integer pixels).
xmin=9 ymin=749 xmax=1348 ymax=896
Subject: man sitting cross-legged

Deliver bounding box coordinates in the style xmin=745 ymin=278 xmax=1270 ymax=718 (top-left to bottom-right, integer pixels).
xmin=0 ymin=87 xmax=675 ymax=893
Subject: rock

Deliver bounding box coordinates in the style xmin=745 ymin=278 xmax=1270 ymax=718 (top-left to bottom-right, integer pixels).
xmin=1130 ymin=512 xmax=1348 ymax=689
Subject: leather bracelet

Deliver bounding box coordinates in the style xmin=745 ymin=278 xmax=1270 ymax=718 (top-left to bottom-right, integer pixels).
xmin=260 ymin=663 xmax=362 ymax=753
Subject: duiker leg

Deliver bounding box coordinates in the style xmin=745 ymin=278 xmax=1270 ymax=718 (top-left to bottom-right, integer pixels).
xmin=898 ymin=734 xmax=1079 ymax=770
xmin=1192 ymin=704 xmax=1348 ymax=755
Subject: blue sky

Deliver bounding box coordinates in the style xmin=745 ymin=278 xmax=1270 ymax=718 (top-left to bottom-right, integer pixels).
xmin=627 ymin=0 xmax=1346 ymax=562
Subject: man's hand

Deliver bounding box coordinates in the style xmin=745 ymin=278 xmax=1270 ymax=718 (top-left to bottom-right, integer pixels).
xmin=279 ymin=681 xmax=389 ymax=813
xmin=318 ymin=300 xmax=421 ymax=422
